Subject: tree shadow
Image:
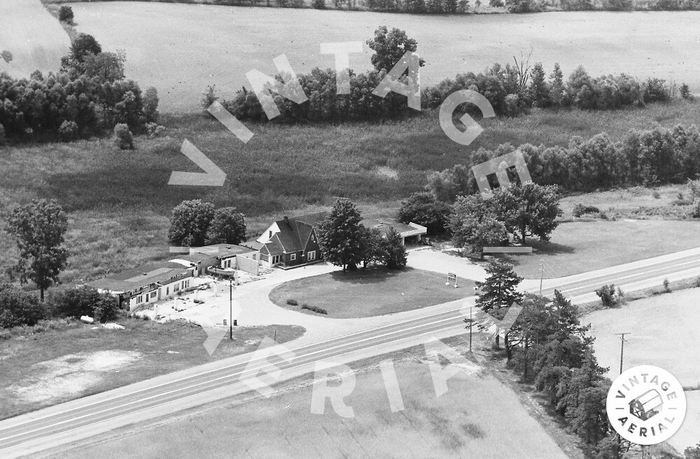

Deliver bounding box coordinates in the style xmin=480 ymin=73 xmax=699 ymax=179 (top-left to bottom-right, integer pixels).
xmin=329 ymin=266 xmax=417 ymax=284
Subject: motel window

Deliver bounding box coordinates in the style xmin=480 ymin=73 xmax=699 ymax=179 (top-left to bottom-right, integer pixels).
xmin=290 ymin=253 xmax=296 ymax=261
xmin=308 ymin=250 xmax=316 ymax=261
xmin=272 ymin=255 xmax=280 ymax=264
xmin=166 ymin=287 xmax=169 ymax=295
xmin=151 ymin=291 xmax=157 ymax=298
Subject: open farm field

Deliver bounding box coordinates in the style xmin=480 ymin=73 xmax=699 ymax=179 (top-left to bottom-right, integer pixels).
xmin=59 ymin=355 xmax=569 ymax=458
xmin=586 ymin=288 xmax=700 ymax=452
xmin=0 ymin=0 xmax=71 ymax=77
xmin=67 ymin=2 xmax=700 ymax=112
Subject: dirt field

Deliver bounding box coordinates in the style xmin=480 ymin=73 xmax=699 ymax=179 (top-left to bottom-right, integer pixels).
xmin=0 ymin=0 xmax=70 ymax=77
xmin=586 ymin=288 xmax=700 ymax=452
xmin=0 ymin=319 xmax=304 ymax=419
xmin=269 ymin=268 xmax=474 ymax=318
xmin=61 ymin=355 xmax=568 ymax=458
xmin=68 ymin=3 xmax=700 ymax=111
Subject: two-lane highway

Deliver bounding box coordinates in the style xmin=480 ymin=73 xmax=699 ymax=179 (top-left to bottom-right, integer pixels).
xmin=2 ymin=248 xmax=700 ymax=457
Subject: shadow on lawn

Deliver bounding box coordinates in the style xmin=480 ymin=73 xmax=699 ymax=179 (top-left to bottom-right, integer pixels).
xmin=329 ymin=266 xmax=417 ymax=284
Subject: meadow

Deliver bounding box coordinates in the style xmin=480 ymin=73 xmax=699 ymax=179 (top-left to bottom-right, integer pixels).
xmin=2 ymin=101 xmax=700 ymax=285
xmin=66 ymin=2 xmax=700 ymax=112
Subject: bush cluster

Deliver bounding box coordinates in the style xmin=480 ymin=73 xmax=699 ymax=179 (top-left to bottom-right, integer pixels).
xmin=0 ymin=34 xmax=157 ymax=142
xmin=595 ymin=284 xmax=624 ymax=307
xmin=0 ymin=283 xmax=46 ymax=328
xmin=301 ymin=304 xmax=328 ymax=315
xmin=572 ymin=204 xmax=600 ymax=217
xmin=52 ymin=286 xmax=119 ymax=323
xmin=211 ymin=67 xmax=414 ymax=123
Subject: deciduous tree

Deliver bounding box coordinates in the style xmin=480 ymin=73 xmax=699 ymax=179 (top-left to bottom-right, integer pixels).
xmin=7 ymin=199 xmax=68 ymax=302
xmin=168 ymin=199 xmax=216 ymax=247
xmin=397 ymin=191 xmax=450 ymax=235
xmin=318 ymin=198 xmax=364 ymax=271
xmin=366 ymin=26 xmax=425 ymax=72
xmin=206 ymin=207 xmax=246 ymax=245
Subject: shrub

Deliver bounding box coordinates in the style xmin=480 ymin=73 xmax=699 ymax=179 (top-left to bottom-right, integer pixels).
xmin=0 ymin=283 xmax=45 ymax=328
xmin=692 ymin=202 xmax=700 ymax=218
xmin=595 ymin=283 xmax=622 ymax=307
xmin=114 ymin=123 xmax=134 ymax=150
xmin=92 ymin=295 xmax=119 ymax=323
xmin=301 ymin=304 xmax=328 ymax=315
xmin=572 ymin=204 xmax=600 ymax=217
xmin=643 ymin=78 xmax=670 ymax=103
xmin=58 ymin=5 xmax=74 ymax=23
xmin=561 ymin=0 xmax=593 ymax=9
xmin=286 ymin=299 xmax=298 ymax=306
xmin=52 ymin=286 xmax=115 ymax=320
xmin=680 ymin=83 xmax=694 ymax=100
xmin=313 ymin=0 xmax=326 ymax=7
xmin=0 ymin=122 xmax=6 ymax=146
xmin=505 ymin=0 xmax=541 ymax=11
xmin=143 ymin=87 xmax=159 ymax=123
xmin=58 ymin=120 xmax=79 ymax=142
xmin=145 ymin=122 xmax=166 ymax=137
xmin=602 ymin=0 xmax=632 ymax=9
xmin=663 ymin=278 xmax=671 ymax=293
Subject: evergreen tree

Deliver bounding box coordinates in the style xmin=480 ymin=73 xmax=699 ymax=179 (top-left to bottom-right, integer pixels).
xmin=549 ymin=63 xmax=565 ymax=107
xmin=529 ymin=62 xmax=550 ymax=107
xmin=318 ymin=198 xmax=364 ymax=271
xmin=475 ymin=259 xmax=523 ymax=313
xmin=383 ymin=228 xmax=407 ymax=269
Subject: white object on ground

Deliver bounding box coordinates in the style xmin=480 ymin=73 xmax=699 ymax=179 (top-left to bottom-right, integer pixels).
xmin=102 ymin=323 xmax=125 ymax=330
xmin=80 ymin=316 xmax=94 ymax=324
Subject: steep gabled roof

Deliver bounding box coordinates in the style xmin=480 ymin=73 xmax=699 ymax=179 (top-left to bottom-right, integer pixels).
xmin=262 ymin=234 xmax=285 ymax=256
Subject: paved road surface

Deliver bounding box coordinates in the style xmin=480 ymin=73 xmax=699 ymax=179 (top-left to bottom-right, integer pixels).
xmin=2 ymin=247 xmax=700 ymax=457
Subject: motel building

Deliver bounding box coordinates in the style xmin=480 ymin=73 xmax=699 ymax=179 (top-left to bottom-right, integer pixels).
xmin=88 ymin=261 xmax=196 ymax=310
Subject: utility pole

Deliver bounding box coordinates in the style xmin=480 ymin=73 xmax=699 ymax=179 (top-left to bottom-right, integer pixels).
xmin=464 ymin=306 xmax=475 ymax=353
xmin=229 ymin=276 xmax=233 ymax=341
xmin=539 ymin=259 xmax=544 ymax=296
xmin=615 ymin=332 xmax=630 ymax=374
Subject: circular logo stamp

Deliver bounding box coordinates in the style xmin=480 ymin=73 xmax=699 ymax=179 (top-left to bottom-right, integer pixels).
xmin=606 ymin=365 xmax=686 ymax=445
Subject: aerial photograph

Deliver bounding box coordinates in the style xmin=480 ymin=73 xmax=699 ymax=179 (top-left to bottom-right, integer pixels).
xmin=1 ymin=0 xmax=699 ymax=457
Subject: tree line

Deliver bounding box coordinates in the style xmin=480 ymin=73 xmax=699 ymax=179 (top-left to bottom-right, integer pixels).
xmin=426 ymin=123 xmax=700 ymax=198
xmin=474 ymin=259 xmax=620 ymax=456
xmin=204 ymin=26 xmax=690 ymax=124
xmin=0 ymin=33 xmax=158 ymax=143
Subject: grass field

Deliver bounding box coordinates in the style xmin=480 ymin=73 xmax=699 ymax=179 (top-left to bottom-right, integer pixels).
xmin=0 ymin=0 xmax=70 ymax=78
xmin=586 ymin=288 xmax=700 ymax=452
xmin=66 ymin=3 xmax=700 ymax=112
xmin=60 ymin=343 xmax=570 ymax=458
xmin=2 ymin=101 xmax=700 ymax=286
xmin=504 ymin=219 xmax=700 ymax=279
xmin=269 ymin=267 xmax=474 ymax=318
xmin=0 ymin=319 xmax=304 ymax=419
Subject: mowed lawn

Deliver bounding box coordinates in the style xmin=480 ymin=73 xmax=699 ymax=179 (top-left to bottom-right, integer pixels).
xmin=504 ymin=220 xmax=700 ymax=279
xmin=0 ymin=319 xmax=304 ymax=420
xmin=62 ymin=359 xmax=568 ymax=458
xmin=269 ymin=268 xmax=474 ymax=318
xmin=586 ymin=288 xmax=700 ymax=452
xmin=68 ymin=3 xmax=700 ymax=112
